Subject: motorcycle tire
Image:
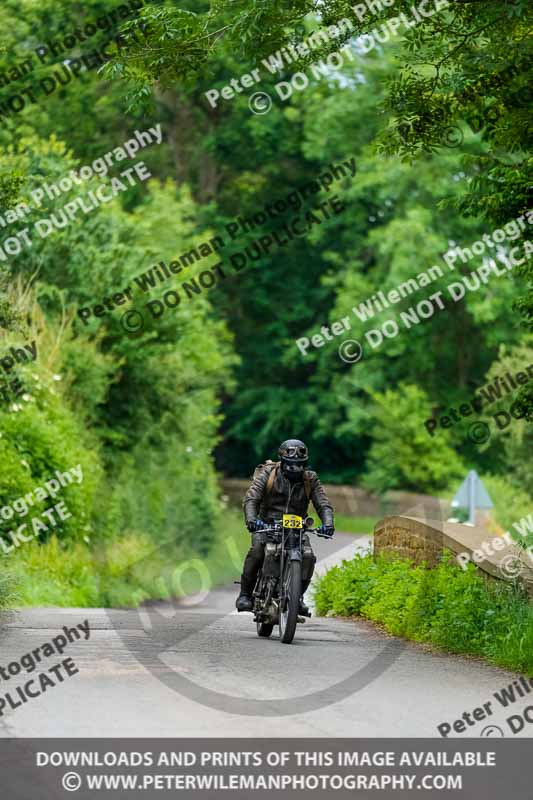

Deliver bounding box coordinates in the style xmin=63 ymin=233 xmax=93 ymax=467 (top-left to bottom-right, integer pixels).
xmin=256 ymin=621 xmax=274 ymax=637
xmin=279 ymin=559 xmax=301 ymax=644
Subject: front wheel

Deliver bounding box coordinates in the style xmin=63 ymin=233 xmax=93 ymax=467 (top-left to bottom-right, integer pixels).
xmin=279 ymin=560 xmax=301 ymax=644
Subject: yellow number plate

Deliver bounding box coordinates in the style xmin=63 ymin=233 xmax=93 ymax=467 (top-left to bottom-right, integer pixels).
xmin=283 ymin=514 xmax=303 ymax=529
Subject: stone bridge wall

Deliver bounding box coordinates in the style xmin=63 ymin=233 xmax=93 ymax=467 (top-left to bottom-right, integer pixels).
xmin=374 ymin=516 xmax=533 ymax=597
xmin=220 ymin=478 xmax=449 ymax=519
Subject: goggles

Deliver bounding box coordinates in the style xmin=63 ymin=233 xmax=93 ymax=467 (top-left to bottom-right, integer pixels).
xmin=282 ymin=446 xmax=308 ymax=459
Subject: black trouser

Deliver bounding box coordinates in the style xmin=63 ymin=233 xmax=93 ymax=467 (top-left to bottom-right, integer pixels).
xmin=240 ymin=532 xmax=316 ymax=596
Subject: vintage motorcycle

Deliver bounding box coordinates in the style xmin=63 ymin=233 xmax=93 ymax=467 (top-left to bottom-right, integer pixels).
xmin=251 ymin=514 xmax=331 ymax=644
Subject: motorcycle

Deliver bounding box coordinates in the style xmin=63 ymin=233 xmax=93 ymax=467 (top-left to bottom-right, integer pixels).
xmin=252 ymin=514 xmax=331 ymax=644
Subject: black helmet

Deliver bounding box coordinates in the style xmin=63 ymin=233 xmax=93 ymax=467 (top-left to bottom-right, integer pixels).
xmin=278 ymin=439 xmax=308 ymax=482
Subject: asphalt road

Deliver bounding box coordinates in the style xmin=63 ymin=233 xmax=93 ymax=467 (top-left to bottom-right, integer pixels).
xmin=0 ymin=532 xmax=530 ymax=738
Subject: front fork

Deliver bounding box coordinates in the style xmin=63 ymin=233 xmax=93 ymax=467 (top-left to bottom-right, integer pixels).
xmin=284 ymin=528 xmax=303 ymax=565
xmin=280 ymin=529 xmax=303 ymax=611
xmin=256 ymin=530 xmax=303 ymax=619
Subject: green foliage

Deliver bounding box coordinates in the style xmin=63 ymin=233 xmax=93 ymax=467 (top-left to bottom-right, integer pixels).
xmin=0 ymin=128 xmax=237 ymax=593
xmin=315 ymin=552 xmax=533 ymax=673
xmin=363 ymin=384 xmax=465 ymax=493
xmin=10 ymin=509 xmax=249 ymax=607
xmin=479 ymin=339 xmax=533 ymax=476
xmin=0 ymin=0 xmax=530 ymax=611
xmin=482 ymin=476 xmax=533 ymax=550
xmin=10 ymin=536 xmax=102 ymax=607
xmin=108 ymin=0 xmax=533 ymax=420
xmin=0 ymin=326 xmax=101 ymax=544
xmin=1 ymin=1 xmax=525 ymax=495
xmin=0 ymin=570 xmax=15 ymax=610
xmin=103 ymin=0 xmax=317 ymax=105
xmin=0 ymin=167 xmax=26 ymax=333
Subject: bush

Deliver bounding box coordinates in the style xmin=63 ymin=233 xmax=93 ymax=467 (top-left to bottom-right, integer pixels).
xmin=314 ymin=553 xmax=533 ymax=674
xmin=8 ymin=509 xmax=250 ymax=608
xmin=362 ymin=384 xmax=465 ymax=494
xmin=0 ymin=162 xmax=238 ymax=602
xmin=0 ymin=571 xmax=15 ymax=610
xmin=0 ymin=370 xmax=102 ymax=545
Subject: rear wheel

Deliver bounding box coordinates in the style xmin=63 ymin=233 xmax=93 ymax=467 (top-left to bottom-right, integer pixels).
xmin=279 ymin=560 xmax=301 ymax=644
xmin=256 ymin=622 xmax=274 ymax=637
xmin=255 ymin=577 xmax=275 ymax=638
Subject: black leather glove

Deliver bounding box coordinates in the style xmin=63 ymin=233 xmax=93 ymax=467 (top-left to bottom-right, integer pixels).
xmin=247 ymin=518 xmax=267 ymax=533
xmin=319 ymin=525 xmax=335 ymax=538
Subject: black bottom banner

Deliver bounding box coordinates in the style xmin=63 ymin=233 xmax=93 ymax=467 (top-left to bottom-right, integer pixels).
xmin=0 ymin=738 xmax=531 ymax=799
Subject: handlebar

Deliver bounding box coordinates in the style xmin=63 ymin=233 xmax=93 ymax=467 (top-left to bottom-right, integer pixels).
xmin=260 ymin=524 xmax=332 ymax=539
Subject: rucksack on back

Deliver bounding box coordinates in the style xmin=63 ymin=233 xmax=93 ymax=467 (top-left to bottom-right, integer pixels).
xmin=252 ymin=460 xmax=278 ymax=482
xmin=252 ymin=460 xmax=311 ymax=500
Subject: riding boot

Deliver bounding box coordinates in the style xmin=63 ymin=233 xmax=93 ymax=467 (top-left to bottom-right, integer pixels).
xmin=236 ymin=593 xmax=253 ymax=612
xmin=236 ymin=532 xmax=266 ymax=610
xmin=299 ymin=573 xmax=313 ymax=616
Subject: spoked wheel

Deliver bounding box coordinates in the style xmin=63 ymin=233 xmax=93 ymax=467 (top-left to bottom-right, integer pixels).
xmin=256 ymin=621 xmax=274 ymax=637
xmin=255 ymin=580 xmax=275 ymax=637
xmin=279 ymin=560 xmax=301 ymax=644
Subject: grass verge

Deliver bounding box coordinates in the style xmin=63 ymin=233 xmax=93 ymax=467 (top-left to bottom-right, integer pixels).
xmin=0 ymin=571 xmax=15 ymax=610
xmin=314 ymin=552 xmax=533 ymax=674
xmin=7 ymin=509 xmax=249 ymax=608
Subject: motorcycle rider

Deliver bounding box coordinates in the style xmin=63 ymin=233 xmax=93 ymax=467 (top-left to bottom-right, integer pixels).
xmin=236 ymin=439 xmax=335 ymax=614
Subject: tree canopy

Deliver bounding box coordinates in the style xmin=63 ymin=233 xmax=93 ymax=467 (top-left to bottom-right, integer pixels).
xmin=0 ymin=0 xmax=530 ymax=584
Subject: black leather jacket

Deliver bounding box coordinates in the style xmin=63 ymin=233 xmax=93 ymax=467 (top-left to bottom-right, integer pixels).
xmin=243 ymin=464 xmax=334 ymax=527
